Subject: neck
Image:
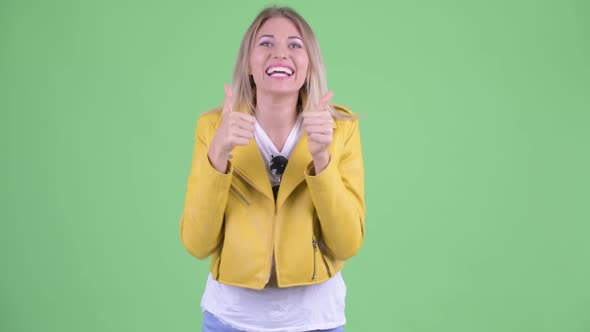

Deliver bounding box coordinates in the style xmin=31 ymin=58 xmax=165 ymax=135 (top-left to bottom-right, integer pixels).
xmin=255 ymin=92 xmax=299 ymax=132
xmin=254 ymin=92 xmax=299 ymax=152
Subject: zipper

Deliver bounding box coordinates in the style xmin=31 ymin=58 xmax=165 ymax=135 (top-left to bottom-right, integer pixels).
xmin=321 ymin=251 xmax=332 ymax=278
xmin=234 ymin=169 xmax=264 ymax=196
xmin=215 ymin=255 xmax=221 ymax=280
xmin=229 ymin=185 xmax=250 ymax=205
xmin=234 ymin=168 xmax=277 ymax=204
xmin=312 ymin=238 xmax=318 ymax=280
xmin=317 ymin=238 xmax=332 ymax=277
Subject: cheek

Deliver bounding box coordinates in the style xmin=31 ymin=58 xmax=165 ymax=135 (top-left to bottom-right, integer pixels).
xmin=297 ymin=53 xmax=310 ymax=69
xmin=298 ymin=58 xmax=310 ymax=78
xmin=249 ymin=52 xmax=264 ymax=73
xmin=249 ymin=57 xmax=265 ymax=85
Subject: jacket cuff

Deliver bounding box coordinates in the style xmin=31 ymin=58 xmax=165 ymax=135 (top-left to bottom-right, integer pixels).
xmin=203 ymin=157 xmax=233 ymax=187
xmin=304 ymin=157 xmax=338 ymax=192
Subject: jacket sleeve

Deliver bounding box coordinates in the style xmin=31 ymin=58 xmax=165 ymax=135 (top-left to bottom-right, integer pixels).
xmin=305 ymin=119 xmax=366 ymax=260
xmin=180 ymin=113 xmax=232 ymax=259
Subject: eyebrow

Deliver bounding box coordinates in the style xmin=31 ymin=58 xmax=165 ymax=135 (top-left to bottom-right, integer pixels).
xmin=258 ymin=34 xmax=303 ymax=41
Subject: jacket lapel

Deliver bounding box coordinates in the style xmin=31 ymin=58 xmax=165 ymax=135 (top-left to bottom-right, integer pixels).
xmin=231 ymin=138 xmax=274 ymax=201
xmin=276 ymin=133 xmax=311 ymax=208
xmin=276 ymin=117 xmax=340 ymax=209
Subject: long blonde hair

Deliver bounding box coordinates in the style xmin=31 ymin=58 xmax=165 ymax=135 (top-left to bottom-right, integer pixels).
xmin=231 ymin=6 xmax=354 ymax=119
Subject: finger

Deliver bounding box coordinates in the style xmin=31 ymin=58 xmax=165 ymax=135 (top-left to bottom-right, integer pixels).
xmin=230 ymin=121 xmax=254 ymax=134
xmin=232 ymin=128 xmax=255 ymax=139
xmin=236 ymin=120 xmax=255 ymax=133
xmin=223 ymin=83 xmax=233 ymax=114
xmin=307 ymin=133 xmax=332 ymax=145
xmin=305 ymin=125 xmax=334 ymax=135
xmin=316 ymin=91 xmax=333 ymax=112
xmin=234 ymin=112 xmax=257 ymax=124
xmin=303 ymin=110 xmax=331 ymax=117
xmin=232 ymin=137 xmax=251 ymax=146
xmin=303 ymin=118 xmax=334 ymax=131
xmin=230 ymin=114 xmax=256 ymax=131
xmin=303 ymin=116 xmax=332 ymax=126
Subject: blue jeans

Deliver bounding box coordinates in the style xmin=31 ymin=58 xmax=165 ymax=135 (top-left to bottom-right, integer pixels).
xmin=202 ymin=311 xmax=344 ymax=332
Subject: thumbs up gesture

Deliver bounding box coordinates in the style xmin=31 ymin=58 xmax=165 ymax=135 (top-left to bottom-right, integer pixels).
xmin=208 ymin=84 xmax=256 ymax=173
xmin=302 ymin=91 xmax=334 ymax=174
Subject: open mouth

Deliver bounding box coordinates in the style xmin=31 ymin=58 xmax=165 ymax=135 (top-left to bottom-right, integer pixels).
xmin=265 ymin=65 xmax=294 ymax=78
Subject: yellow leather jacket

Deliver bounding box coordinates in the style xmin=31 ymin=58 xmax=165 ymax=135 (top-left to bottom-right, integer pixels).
xmin=180 ymin=105 xmax=365 ymax=290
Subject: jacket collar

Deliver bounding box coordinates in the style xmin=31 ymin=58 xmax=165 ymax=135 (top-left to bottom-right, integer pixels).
xmin=230 ymin=133 xmax=312 ymax=205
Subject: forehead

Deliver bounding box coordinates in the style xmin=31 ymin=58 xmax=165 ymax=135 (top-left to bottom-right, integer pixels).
xmin=256 ymin=17 xmax=302 ymax=38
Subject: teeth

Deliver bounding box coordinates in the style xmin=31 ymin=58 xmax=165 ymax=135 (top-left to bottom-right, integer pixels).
xmin=266 ymin=66 xmax=293 ymax=75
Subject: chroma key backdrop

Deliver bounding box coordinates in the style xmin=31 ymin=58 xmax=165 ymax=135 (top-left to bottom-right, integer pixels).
xmin=2 ymin=0 xmax=589 ymax=331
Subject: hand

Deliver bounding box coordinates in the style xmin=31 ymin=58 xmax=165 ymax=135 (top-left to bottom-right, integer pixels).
xmin=302 ymin=91 xmax=334 ymax=174
xmin=208 ymin=84 xmax=256 ymax=173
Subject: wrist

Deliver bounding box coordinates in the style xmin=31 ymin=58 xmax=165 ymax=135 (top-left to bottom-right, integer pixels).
xmin=208 ymin=145 xmax=230 ymax=173
xmin=312 ymin=152 xmax=330 ymax=175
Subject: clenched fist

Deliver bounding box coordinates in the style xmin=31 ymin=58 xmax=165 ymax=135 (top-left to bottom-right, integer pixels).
xmin=302 ymin=91 xmax=334 ymax=174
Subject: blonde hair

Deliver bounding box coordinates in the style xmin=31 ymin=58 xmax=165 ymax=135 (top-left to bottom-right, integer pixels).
xmin=231 ymin=6 xmax=355 ymax=120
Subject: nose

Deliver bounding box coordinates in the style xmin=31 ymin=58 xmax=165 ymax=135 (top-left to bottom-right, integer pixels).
xmin=272 ymin=44 xmax=288 ymax=59
xmin=272 ymin=52 xmax=287 ymax=60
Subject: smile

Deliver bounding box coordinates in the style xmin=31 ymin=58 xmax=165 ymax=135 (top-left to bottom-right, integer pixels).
xmin=265 ymin=65 xmax=294 ymax=78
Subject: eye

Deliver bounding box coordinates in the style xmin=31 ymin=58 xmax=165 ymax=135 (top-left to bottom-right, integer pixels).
xmin=259 ymin=41 xmax=273 ymax=47
xmin=289 ymin=42 xmax=303 ymax=49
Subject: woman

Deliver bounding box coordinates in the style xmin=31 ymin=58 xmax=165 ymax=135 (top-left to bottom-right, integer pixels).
xmin=180 ymin=6 xmax=365 ymax=332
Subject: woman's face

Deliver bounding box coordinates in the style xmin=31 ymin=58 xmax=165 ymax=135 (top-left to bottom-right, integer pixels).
xmin=249 ymin=17 xmax=309 ymax=98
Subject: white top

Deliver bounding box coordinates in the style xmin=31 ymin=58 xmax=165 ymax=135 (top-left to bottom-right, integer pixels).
xmin=200 ymin=114 xmax=346 ymax=332
xmin=254 ymin=114 xmax=303 ymax=188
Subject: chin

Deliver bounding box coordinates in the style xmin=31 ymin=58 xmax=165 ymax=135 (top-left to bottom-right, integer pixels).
xmin=262 ymin=86 xmax=303 ymax=97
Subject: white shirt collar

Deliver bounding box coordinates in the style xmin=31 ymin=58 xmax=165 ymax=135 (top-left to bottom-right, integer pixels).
xmin=254 ymin=114 xmax=303 ymax=186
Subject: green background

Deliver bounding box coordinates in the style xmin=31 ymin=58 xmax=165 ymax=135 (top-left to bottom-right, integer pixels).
xmin=2 ymin=0 xmax=589 ymax=331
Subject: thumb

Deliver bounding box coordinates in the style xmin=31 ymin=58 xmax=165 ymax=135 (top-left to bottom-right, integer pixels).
xmin=223 ymin=83 xmax=233 ymax=114
xmin=316 ymin=91 xmax=333 ymax=112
